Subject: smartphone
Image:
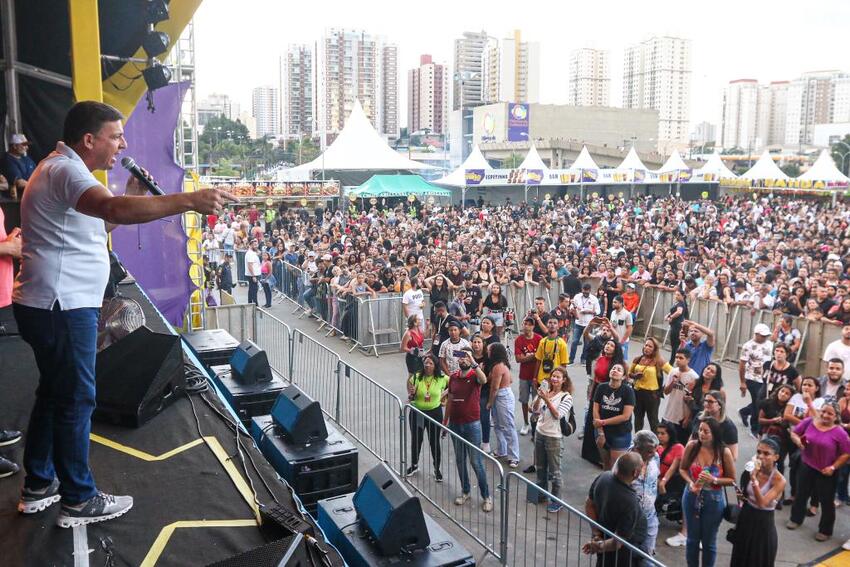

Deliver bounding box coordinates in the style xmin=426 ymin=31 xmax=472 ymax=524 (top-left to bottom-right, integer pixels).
xmin=453 ymin=350 xmax=468 ymax=358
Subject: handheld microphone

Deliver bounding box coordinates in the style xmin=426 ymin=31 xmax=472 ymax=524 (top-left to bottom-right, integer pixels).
xmin=120 ymin=156 xmax=164 ymax=196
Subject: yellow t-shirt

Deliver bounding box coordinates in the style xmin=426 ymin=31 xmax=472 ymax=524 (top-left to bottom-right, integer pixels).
xmin=628 ymin=360 xmax=673 ymax=391
xmin=535 ymin=337 xmax=569 ymax=383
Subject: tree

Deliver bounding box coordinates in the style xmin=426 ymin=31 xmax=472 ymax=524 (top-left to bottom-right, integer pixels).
xmin=503 ymin=152 xmax=523 ymax=168
xmin=830 ymin=134 xmax=850 ymax=176
xmin=721 ymin=146 xmax=744 ymax=155
xmin=780 ymin=162 xmax=800 ymax=177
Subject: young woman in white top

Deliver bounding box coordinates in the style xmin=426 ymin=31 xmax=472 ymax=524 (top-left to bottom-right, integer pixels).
xmin=531 ymin=366 xmax=574 ymax=513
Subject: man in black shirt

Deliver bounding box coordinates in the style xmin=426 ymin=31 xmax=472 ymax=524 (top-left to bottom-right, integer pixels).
xmin=584 ymin=453 xmax=648 ymax=566
xmin=530 ymin=296 xmax=551 ymax=336
xmin=563 ymin=267 xmax=582 ymax=298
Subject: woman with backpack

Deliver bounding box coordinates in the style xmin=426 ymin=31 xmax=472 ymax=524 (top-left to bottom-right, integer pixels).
xmin=530 ymin=366 xmax=574 ymax=513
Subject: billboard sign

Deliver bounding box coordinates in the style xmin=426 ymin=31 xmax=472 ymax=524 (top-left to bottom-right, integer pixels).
xmin=465 ymin=169 xmax=485 ymax=185
xmin=525 ymin=169 xmax=543 ymax=185
xmin=507 ymin=103 xmax=529 ymax=142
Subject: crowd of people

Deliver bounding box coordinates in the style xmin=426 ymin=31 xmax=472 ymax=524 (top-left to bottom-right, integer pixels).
xmin=198 ymin=192 xmax=850 ymax=566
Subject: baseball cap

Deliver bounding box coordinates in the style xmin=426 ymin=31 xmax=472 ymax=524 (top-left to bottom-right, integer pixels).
xmin=753 ymin=323 xmax=771 ymax=336
xmin=627 ymin=283 xmax=636 ymax=289
xmin=307 ymin=251 xmax=316 ymax=257
xmin=582 ymin=283 xmax=591 ymax=290
xmin=322 ymin=253 xmax=332 ymax=261
xmin=9 ymin=133 xmax=27 ymax=145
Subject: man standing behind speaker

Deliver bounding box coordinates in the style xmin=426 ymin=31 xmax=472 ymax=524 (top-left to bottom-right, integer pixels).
xmin=244 ymin=239 xmax=261 ymax=305
xmin=12 ymin=101 xmax=234 ymax=528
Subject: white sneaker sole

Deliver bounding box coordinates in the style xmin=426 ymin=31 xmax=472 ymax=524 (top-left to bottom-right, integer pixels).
xmin=56 ymin=503 xmax=133 ymax=528
xmin=0 ymin=436 xmax=21 ymax=447
xmin=19 ymin=495 xmax=61 ymax=514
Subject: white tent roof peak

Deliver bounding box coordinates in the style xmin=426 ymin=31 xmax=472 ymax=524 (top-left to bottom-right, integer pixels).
xmin=658 ymin=150 xmax=689 ymax=173
xmin=433 ymin=144 xmax=493 ymax=187
xmin=741 ymin=150 xmax=789 ymax=181
xmin=618 ymin=147 xmax=648 ymax=171
xmin=697 ymin=152 xmax=736 ymax=178
xmin=800 ymin=149 xmax=850 ymax=182
xmin=518 ymin=145 xmax=547 ymax=170
xmin=571 ymin=146 xmax=599 ymax=170
xmin=277 ymin=98 xmax=434 ymax=179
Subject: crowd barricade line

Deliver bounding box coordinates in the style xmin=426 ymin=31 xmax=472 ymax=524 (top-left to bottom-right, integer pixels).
xmin=355 ymin=294 xmax=406 ymax=357
xmin=288 ymin=329 xmax=342 ymax=421
xmin=235 ymin=250 xmax=247 ymax=284
xmin=255 ymin=308 xmax=292 ymax=381
xmin=401 ymin=404 xmax=506 ymax=564
xmin=503 ymin=472 xmax=664 ymax=567
xmin=205 ymin=303 xmax=256 ymax=343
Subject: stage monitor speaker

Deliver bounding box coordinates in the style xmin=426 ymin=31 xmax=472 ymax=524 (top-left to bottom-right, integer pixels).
xmin=352 ymin=463 xmax=429 ymax=556
xmin=270 ymin=385 xmax=328 ymax=444
xmin=95 ymin=326 xmax=186 ymax=427
xmin=230 ymin=340 xmax=272 ymax=385
xmin=206 ymin=533 xmax=309 ymax=567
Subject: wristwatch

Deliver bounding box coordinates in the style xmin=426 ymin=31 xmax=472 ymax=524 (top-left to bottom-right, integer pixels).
xmin=471 ymin=363 xmax=479 ymax=369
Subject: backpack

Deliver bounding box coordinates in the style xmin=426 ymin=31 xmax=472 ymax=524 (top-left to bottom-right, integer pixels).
xmin=559 ymin=404 xmax=577 ymax=437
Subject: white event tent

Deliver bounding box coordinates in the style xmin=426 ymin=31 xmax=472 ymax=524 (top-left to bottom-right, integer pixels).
xmin=799 ymin=149 xmax=850 ymax=183
xmin=741 ymin=150 xmax=789 ymax=181
xmin=696 ymin=153 xmax=737 ymax=179
xmin=433 ymin=145 xmax=492 ymax=187
xmin=518 ymin=145 xmax=548 ymax=171
xmin=570 ymin=146 xmax=599 ymax=170
xmin=657 ymin=150 xmax=689 ymax=173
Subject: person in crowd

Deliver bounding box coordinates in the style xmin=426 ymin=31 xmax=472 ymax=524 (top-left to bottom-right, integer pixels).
xmin=657 ymin=423 xmax=687 ymax=548
xmin=786 ymin=402 xmax=850 ymax=542
xmin=662 ymin=349 xmax=699 ymax=443
xmin=817 ymin=358 xmax=846 ymax=404
xmin=677 ymin=320 xmax=715 ymax=376
xmin=0 ymin=204 xmax=22 ymax=478
xmin=514 ymin=317 xmax=542 ymax=437
xmin=679 ymin=417 xmax=737 ymax=567
xmin=629 ymin=338 xmax=671 ymax=433
xmin=583 ymin=452 xmax=649 ymax=567
xmin=401 ymin=314 xmax=425 ymax=379
xmin=259 ymin=251 xmax=273 ymax=308
xmin=1 ymin=133 xmax=36 ymax=200
xmin=689 ymin=362 xmax=725 ymax=417
xmin=762 ymin=343 xmax=801 ymax=401
xmin=692 ymin=390 xmax=739 ymax=460
xmin=442 ymin=349 xmax=493 ymax=513
xmin=729 ymin=437 xmax=786 ymax=567
xmin=822 ymin=324 xmax=850 ymax=381
xmin=622 ymin=282 xmax=641 ymax=316
xmin=531 ymin=366 xmax=574 ymax=513
xmin=593 ymin=363 xmax=636 ymax=471
xmin=478 ymin=315 xmax=500 ymax=346
xmin=480 ymin=282 xmax=508 ymax=337
xmin=405 ymin=355 xmax=448 ymax=482
xmin=772 ymin=315 xmax=802 ymax=357
xmin=216 ymin=252 xmax=234 ymax=302
xmin=431 ymin=301 xmax=467 ymax=357
xmin=609 ymin=295 xmax=634 ymax=360
xmin=469 ymin=334 xmax=492 ymax=453
xmin=401 ymin=277 xmax=426 ymax=334
xmin=630 ymin=431 xmax=661 ymax=562
xmin=571 ymin=283 xmax=601 ymax=365
xmin=757 ymin=384 xmax=795 ymax=506
xmin=837 ymin=386 xmax=850 ymax=516
xmin=529 ymin=295 xmax=551 ymax=337
xmin=244 ymin=239 xmax=261 ymax=306
xmin=739 ymin=323 xmax=774 ymax=438
xmin=664 ymin=289 xmax=688 ymax=363
xmin=438 ymin=321 xmax=471 ymax=377
xmin=583 ymin=317 xmax=617 ymax=378
xmin=535 ymin=317 xmax=570 ymax=385
xmin=549 ymin=292 xmax=572 ymax=342
xmin=449 ymin=287 xmax=470 ymax=329
xmin=592 ymin=335 xmax=625 ymax=393
xmin=486 ymin=342 xmax=519 ymax=467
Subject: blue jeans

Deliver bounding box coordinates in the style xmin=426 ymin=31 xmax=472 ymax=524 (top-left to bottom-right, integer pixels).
xmin=492 ymin=388 xmax=519 ymax=461
xmin=479 ymin=388 xmax=491 ymax=444
xmin=739 ymin=379 xmax=762 ymax=435
xmin=837 ymin=463 xmax=850 ymax=503
xmin=13 ymin=303 xmax=100 ymax=505
xmin=682 ymin=488 xmax=725 ymax=567
xmin=570 ymin=323 xmax=586 ymax=363
xmin=449 ymin=421 xmax=490 ymax=498
xmin=620 ymin=341 xmax=630 ymax=361
xmin=301 ymin=285 xmax=316 ymax=310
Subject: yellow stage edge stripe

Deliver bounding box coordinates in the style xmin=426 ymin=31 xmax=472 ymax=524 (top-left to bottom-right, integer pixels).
xmin=140 ymin=519 xmax=257 ymax=567
xmin=816 ymin=549 xmax=850 ymax=567
xmin=202 ymin=436 xmax=262 ymax=523
xmin=89 ymin=434 xmax=205 ymax=461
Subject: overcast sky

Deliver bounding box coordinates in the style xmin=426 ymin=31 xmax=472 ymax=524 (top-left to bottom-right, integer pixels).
xmin=193 ymin=0 xmax=848 ymax=132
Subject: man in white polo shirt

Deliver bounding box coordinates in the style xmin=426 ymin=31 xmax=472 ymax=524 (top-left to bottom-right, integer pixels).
xmin=12 ymin=101 xmax=233 ymax=528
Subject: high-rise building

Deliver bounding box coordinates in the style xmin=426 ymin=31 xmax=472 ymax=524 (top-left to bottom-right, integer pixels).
xmin=623 ymin=36 xmax=691 ymax=151
xmin=499 ymin=30 xmax=540 ymax=104
xmin=315 ymin=28 xmax=399 ymax=142
xmin=453 ymin=31 xmax=496 ymax=110
xmin=720 ymin=80 xmax=789 ymax=151
xmin=408 ymin=54 xmax=449 ymax=135
xmin=251 ymin=85 xmax=280 ymax=138
xmin=568 ymin=48 xmax=609 ymax=107
xmin=198 ymin=93 xmax=237 ymax=129
xmin=785 ymin=71 xmax=850 ymax=146
xmin=690 ymin=121 xmax=717 ymax=146
xmin=281 ymin=44 xmax=314 ymax=138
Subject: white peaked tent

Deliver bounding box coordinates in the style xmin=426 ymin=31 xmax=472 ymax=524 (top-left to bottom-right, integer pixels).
xmin=658 ymin=150 xmax=689 ymax=173
xmin=696 ymin=152 xmax=737 ymax=178
xmin=518 ymin=145 xmax=548 ymax=170
xmin=741 ymin=150 xmax=789 ymax=180
xmin=434 ymin=145 xmax=492 ymax=187
xmin=617 ymin=147 xmax=649 ymax=171
xmin=799 ymin=149 xmax=850 ymax=182
xmin=279 ymin=100 xmax=434 ymax=179
xmin=570 ymin=146 xmax=599 ymax=170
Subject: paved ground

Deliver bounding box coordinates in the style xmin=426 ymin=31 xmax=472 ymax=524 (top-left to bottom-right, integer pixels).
xmin=230 ymin=287 xmax=849 ymax=566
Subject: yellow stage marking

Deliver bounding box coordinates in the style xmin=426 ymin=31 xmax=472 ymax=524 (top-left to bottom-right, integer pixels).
xmin=816 ymin=550 xmax=850 ymax=566
xmin=140 ymin=519 xmax=257 ymax=567
xmin=90 ymin=434 xmax=261 ymax=522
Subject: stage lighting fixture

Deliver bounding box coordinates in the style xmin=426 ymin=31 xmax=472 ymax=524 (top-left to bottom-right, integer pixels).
xmin=142 ymin=63 xmax=172 ymax=91
xmin=142 ymin=30 xmax=170 ymax=58
xmin=146 ymin=0 xmax=170 ymax=25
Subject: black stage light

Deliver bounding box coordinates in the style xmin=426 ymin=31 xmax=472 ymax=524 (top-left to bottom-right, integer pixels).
xmin=142 ymin=31 xmax=170 ymax=58
xmin=142 ymin=63 xmax=172 ymax=91
xmin=146 ymin=0 xmax=170 ymax=25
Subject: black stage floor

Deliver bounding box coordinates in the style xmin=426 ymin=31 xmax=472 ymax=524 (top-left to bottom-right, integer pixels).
xmin=0 ymin=282 xmax=342 ymax=566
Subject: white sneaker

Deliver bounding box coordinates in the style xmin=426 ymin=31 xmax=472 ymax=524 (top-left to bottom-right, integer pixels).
xmin=520 ymin=424 xmax=530 ymax=436
xmin=843 ymin=538 xmax=850 ymax=551
xmin=666 ymin=533 xmax=687 ymax=547
xmin=480 ymin=443 xmax=491 ymax=454
xmin=482 ymin=497 xmax=493 ymax=513
xmin=454 ymin=493 xmax=471 ymax=506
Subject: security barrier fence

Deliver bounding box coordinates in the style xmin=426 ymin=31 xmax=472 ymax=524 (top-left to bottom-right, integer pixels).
xmin=202 ymin=304 xmax=662 ymax=566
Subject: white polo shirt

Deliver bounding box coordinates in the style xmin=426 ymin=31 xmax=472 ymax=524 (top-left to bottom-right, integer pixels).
xmin=13 ymin=142 xmax=108 ymax=310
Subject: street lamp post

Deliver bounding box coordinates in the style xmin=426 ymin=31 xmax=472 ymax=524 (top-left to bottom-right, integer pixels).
xmin=834 ymin=140 xmax=850 ymax=176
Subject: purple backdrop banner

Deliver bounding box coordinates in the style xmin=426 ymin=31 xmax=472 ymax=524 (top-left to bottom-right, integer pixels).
xmin=110 ymin=82 xmax=194 ymax=326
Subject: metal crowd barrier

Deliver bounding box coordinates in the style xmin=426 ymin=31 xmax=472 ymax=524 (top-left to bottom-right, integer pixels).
xmin=504 ymin=472 xmax=663 ymax=566
xmin=235 ymin=250 xmax=247 ymax=284
xmin=288 ymin=328 xmax=341 ymax=418
xmin=205 ymin=303 xmax=256 ymax=342
xmin=633 ymin=286 xmax=842 ymax=376
xmin=255 ymin=309 xmax=291 ymax=380
xmin=402 ymin=404 xmax=506 ymax=563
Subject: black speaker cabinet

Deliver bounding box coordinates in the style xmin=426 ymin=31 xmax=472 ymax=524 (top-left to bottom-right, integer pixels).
xmin=206 ymin=533 xmax=309 ymax=567
xmin=94 ymin=326 xmax=185 ymax=427
xmin=230 ymin=340 xmax=272 ymax=385
xmin=353 ymin=464 xmax=430 ymax=556
xmin=270 ymin=385 xmax=328 ymax=445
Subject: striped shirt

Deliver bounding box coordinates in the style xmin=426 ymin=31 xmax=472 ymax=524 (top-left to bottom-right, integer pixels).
xmin=536 ymin=392 xmax=574 ymax=438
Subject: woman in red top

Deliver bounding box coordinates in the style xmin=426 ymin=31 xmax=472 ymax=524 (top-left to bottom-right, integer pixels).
xmin=656 ymin=422 xmax=687 ymax=544
xmin=260 ymin=252 xmax=273 ymax=308
xmin=401 ymin=314 xmax=425 ymax=378
xmin=592 ymin=339 xmax=621 ymax=390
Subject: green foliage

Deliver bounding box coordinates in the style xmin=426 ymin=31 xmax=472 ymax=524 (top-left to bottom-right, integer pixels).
xmin=503 ymin=152 xmax=523 ymax=168
xmin=830 ymin=134 xmax=850 ymax=175
xmin=721 ymin=146 xmax=744 ymax=155
xmin=199 ymin=114 xmax=300 ymax=178
xmin=780 ymin=162 xmax=800 ymax=177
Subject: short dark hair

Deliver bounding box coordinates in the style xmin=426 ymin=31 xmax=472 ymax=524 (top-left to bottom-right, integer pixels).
xmin=63 ymin=101 xmax=124 ymax=145
xmin=828 ymin=357 xmax=845 ymax=367
xmin=675 ymin=348 xmax=692 ymax=359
